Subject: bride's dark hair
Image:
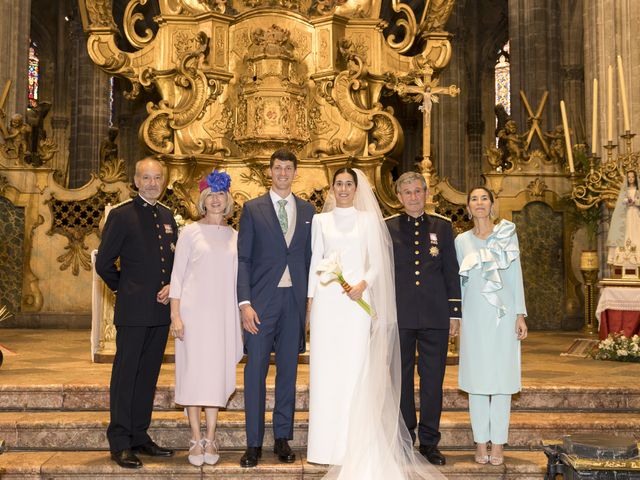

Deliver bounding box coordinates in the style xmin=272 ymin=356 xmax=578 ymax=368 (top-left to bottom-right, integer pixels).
xmin=332 ymin=167 xmax=358 ymax=187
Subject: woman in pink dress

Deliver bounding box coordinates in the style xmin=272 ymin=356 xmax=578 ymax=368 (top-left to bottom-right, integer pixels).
xmin=169 ymin=171 xmax=243 ymax=466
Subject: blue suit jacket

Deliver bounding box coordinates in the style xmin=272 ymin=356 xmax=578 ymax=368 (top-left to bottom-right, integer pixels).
xmin=237 ymin=193 xmax=315 ymax=352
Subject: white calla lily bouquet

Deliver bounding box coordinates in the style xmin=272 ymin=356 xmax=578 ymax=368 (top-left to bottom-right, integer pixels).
xmin=316 ymin=252 xmax=374 ymax=316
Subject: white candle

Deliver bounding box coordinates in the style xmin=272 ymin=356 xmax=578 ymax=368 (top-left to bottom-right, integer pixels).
xmin=560 ymin=100 xmax=575 ymax=173
xmin=607 ymin=65 xmax=613 ymax=142
xmin=591 ymin=78 xmax=598 ymax=154
xmin=617 ymin=55 xmax=631 ymax=131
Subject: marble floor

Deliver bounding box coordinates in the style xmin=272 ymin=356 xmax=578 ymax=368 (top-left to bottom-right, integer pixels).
xmin=0 ymin=329 xmax=638 ymax=391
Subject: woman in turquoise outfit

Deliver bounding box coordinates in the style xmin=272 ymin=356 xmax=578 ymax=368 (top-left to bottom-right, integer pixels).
xmin=454 ymin=187 xmax=528 ymax=466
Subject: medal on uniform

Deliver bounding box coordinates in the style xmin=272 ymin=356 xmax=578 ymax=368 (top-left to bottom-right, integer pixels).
xmin=429 ymin=233 xmax=439 ymax=256
xmin=164 ymin=224 xmax=173 ymax=234
xmin=170 ymin=242 xmax=176 ymax=252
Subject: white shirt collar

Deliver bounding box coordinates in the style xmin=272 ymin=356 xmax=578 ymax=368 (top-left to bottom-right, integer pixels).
xmin=269 ymin=189 xmax=294 ymax=206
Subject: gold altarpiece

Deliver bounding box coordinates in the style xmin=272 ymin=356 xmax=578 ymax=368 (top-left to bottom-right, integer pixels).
xmin=76 ymin=0 xmax=460 ymax=214
xmin=0 ymin=0 xmax=594 ymax=355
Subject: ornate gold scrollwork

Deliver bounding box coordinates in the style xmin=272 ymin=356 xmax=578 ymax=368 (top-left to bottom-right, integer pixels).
xmin=140 ymin=31 xmax=229 ymax=154
xmin=123 ymin=0 xmax=156 ymax=49
xmin=331 ymin=39 xmax=401 ymax=157
xmin=84 ymin=0 xmax=118 ymax=29
xmin=385 ymin=0 xmax=418 ymax=54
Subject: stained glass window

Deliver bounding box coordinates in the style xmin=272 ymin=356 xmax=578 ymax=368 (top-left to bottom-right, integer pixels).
xmin=495 ymin=41 xmax=510 ymax=115
xmin=109 ymin=76 xmax=115 ymax=127
xmin=28 ymin=42 xmax=39 ymax=108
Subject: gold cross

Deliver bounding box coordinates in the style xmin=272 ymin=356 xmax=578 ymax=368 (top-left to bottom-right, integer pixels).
xmin=520 ymin=90 xmax=549 ymax=154
xmin=388 ymin=65 xmax=459 ymax=183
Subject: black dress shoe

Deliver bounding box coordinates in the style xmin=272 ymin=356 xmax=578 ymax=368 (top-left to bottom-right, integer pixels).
xmin=274 ymin=438 xmax=296 ymax=463
xmin=419 ymin=445 xmax=446 ymax=465
xmin=111 ymin=449 xmax=143 ymax=469
xmin=240 ymin=447 xmax=262 ymax=468
xmin=132 ymin=440 xmax=174 ymax=457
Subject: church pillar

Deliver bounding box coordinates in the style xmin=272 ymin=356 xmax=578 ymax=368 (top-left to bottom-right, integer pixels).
xmin=67 ymin=17 xmax=110 ymax=188
xmin=0 ymin=0 xmax=31 ymax=116
xmin=584 ymin=0 xmax=640 ymax=151
xmin=508 ymin=0 xmax=562 ymax=133
xmin=432 ymin=0 xmax=473 ymax=191
xmin=50 ymin=0 xmax=71 ymax=185
xmin=560 ymin=0 xmax=585 ymax=143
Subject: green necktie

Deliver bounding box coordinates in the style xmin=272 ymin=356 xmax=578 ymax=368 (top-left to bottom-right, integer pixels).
xmin=277 ymin=199 xmax=288 ymax=234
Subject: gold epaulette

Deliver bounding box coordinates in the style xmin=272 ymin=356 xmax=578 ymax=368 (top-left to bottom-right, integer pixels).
xmin=111 ymin=199 xmax=133 ymax=210
xmin=384 ymin=213 xmax=401 ymax=221
xmin=427 ymin=212 xmax=452 ymax=222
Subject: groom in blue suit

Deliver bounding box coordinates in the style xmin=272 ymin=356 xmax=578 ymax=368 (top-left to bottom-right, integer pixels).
xmin=237 ymin=149 xmax=315 ymax=468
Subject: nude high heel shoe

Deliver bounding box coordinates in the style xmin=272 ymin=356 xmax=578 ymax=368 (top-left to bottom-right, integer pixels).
xmin=203 ymin=438 xmax=220 ymax=465
xmin=188 ymin=439 xmax=204 ymax=466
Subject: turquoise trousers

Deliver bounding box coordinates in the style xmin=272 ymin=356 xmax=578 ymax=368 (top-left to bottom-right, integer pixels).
xmin=468 ymin=393 xmax=511 ymax=444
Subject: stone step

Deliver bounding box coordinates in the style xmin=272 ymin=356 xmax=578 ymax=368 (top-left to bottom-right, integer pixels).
xmin=1 ymin=410 xmax=638 ymax=452
xmin=2 ymin=383 xmax=639 ymax=412
xmin=0 ymin=449 xmax=548 ymax=479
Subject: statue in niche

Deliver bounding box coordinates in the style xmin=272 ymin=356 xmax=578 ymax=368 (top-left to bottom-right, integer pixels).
xmin=2 ymin=113 xmax=32 ymax=158
xmin=545 ymin=125 xmax=567 ymax=166
xmin=100 ymin=127 xmax=119 ymax=164
xmin=24 ymin=101 xmax=55 ymax=167
xmin=607 ymin=169 xmax=640 ymax=268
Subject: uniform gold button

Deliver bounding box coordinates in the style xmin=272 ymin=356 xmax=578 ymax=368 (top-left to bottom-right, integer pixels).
xmin=156 ymin=224 xmax=160 ymax=228
xmin=454 ymin=307 xmax=459 ymax=312
xmin=414 ymin=231 xmax=419 ymax=236
xmin=158 ymin=234 xmax=161 ymax=239
xmin=414 ymin=221 xmax=419 ymax=227
xmin=414 ymin=240 xmax=419 ymax=245
xmin=415 ymin=260 xmax=420 ymax=265
xmin=161 ymin=281 xmax=165 ymax=285
xmin=415 ymin=250 xmax=419 ymax=255
xmin=162 ymin=269 xmax=166 ymax=273
xmin=160 ymin=246 xmax=164 ymax=250
xmin=161 ymin=258 xmax=165 ymax=262
xmin=415 ymin=281 xmax=420 ymax=286
xmin=153 ymin=213 xmax=157 ymax=218
xmin=415 ymin=271 xmax=420 ymax=275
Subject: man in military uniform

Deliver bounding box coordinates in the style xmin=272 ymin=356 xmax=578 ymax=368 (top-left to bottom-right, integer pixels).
xmin=386 ymin=171 xmax=461 ymax=465
xmin=96 ymin=158 xmax=177 ymax=469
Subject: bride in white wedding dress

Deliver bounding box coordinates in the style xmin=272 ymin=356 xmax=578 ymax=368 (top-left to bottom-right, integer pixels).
xmin=307 ymin=167 xmax=446 ymax=480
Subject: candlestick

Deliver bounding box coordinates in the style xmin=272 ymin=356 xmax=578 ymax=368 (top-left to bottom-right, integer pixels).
xmin=591 ymin=78 xmax=598 ymax=154
xmin=603 ymin=140 xmax=617 ymax=163
xmin=560 ymin=100 xmax=575 ymax=173
xmin=617 ymin=55 xmax=631 ymax=131
xmin=607 ymin=65 xmax=614 ymax=142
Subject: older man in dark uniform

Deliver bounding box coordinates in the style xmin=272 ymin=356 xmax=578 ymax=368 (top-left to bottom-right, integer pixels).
xmin=386 ymin=171 xmax=461 ymax=465
xmin=96 ymin=158 xmax=177 ymax=469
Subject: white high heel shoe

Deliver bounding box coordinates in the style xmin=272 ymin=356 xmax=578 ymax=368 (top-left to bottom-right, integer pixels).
xmin=188 ymin=439 xmax=204 ymax=466
xmin=203 ymin=438 xmax=220 ymax=465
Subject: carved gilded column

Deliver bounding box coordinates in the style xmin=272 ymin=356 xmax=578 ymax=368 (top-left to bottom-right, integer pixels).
xmin=0 ymin=0 xmax=31 ymax=116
